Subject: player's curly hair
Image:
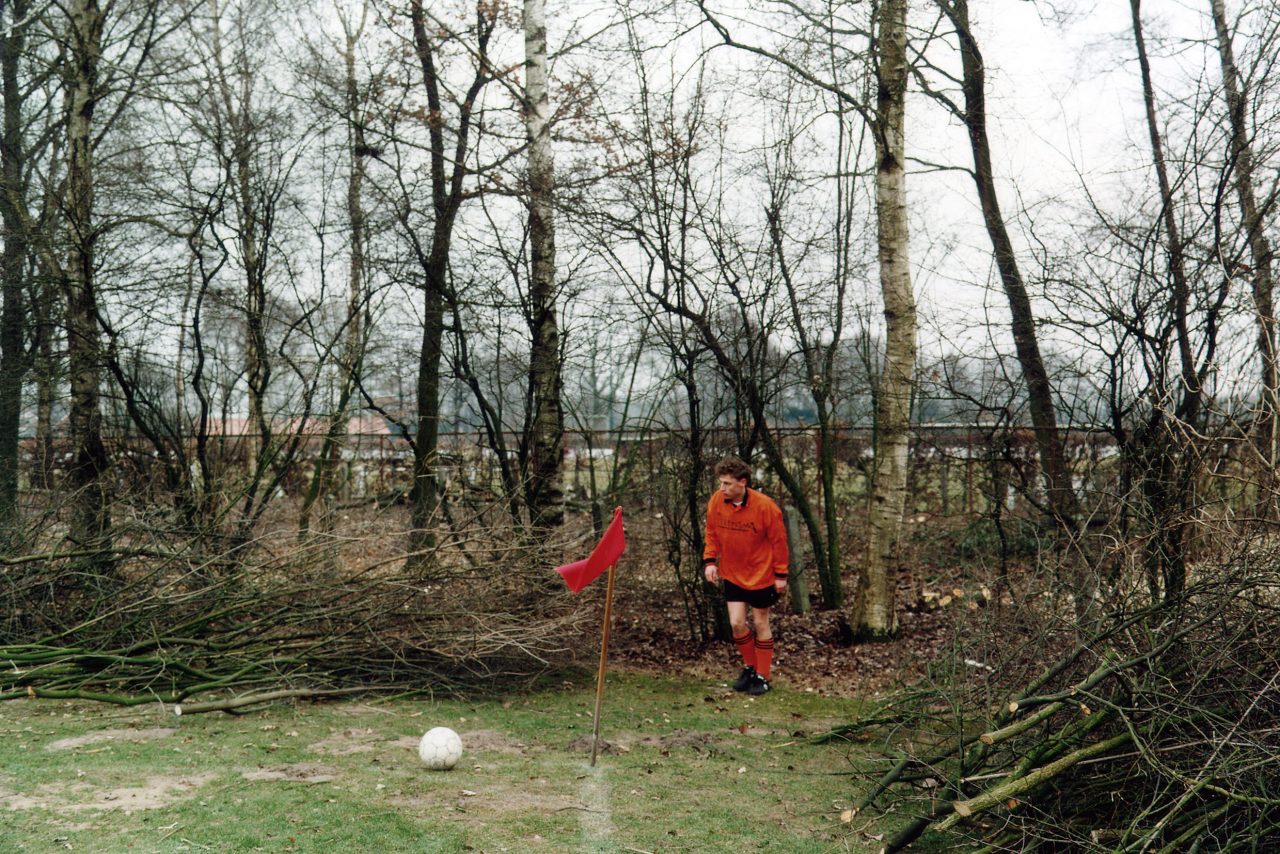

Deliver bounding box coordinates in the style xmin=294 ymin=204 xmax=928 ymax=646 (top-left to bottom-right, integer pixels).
xmin=713 ymin=456 xmax=751 ymax=483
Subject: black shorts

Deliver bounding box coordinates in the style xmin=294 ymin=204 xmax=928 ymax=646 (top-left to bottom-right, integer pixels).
xmin=723 ymin=579 xmax=780 ymax=609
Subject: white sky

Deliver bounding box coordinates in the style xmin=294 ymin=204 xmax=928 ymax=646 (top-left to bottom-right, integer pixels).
xmin=907 ymin=0 xmax=1213 ymax=352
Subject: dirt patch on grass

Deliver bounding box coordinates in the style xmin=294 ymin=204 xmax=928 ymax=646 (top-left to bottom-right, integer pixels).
xmin=0 ymin=782 xmax=49 ymax=811
xmin=565 ymin=730 xmax=723 ymax=755
xmin=307 ymin=727 xmax=382 ymax=756
xmin=241 ymin=763 xmax=337 ymax=784
xmin=390 ymin=734 xmax=421 ymax=752
xmin=457 ymin=729 xmax=527 ymax=754
xmin=565 ymin=734 xmax=620 ymax=755
xmin=45 ymin=727 xmax=177 ymax=752
xmin=653 ymin=729 xmax=719 ymax=748
xmin=1 ymin=773 xmax=217 ymax=813
xmin=78 ymin=774 xmax=218 ymax=811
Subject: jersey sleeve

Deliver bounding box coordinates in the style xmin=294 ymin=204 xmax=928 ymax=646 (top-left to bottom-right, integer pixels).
xmin=703 ymin=496 xmax=720 ymax=564
xmin=769 ymin=502 xmax=789 ymax=577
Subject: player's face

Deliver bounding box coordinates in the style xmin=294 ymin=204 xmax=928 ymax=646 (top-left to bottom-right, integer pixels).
xmin=718 ymin=474 xmax=748 ymax=503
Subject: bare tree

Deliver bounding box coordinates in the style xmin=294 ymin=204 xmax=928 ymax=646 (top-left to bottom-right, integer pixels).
xmin=1211 ymin=0 xmax=1279 ymax=502
xmin=60 ymin=0 xmax=114 ymax=565
xmin=927 ymin=0 xmax=1080 ymax=536
xmin=403 ymin=0 xmax=498 ymax=563
xmin=764 ymin=76 xmax=872 ymax=610
xmin=202 ymin=0 xmax=302 ymax=500
xmin=298 ymin=0 xmax=374 ymax=541
xmin=694 ymin=0 xmax=917 ymax=636
xmin=574 ymin=36 xmax=777 ymax=632
xmin=619 ymin=135 xmax=840 ymax=611
xmin=1129 ymin=0 xmax=1209 ymax=600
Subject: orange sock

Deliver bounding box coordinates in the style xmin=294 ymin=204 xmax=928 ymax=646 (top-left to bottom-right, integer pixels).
xmin=733 ymin=630 xmax=757 ymax=669
xmin=755 ymin=637 xmax=774 ymax=679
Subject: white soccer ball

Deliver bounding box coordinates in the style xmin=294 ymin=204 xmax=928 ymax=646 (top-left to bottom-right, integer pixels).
xmin=418 ymin=726 xmax=464 ymax=770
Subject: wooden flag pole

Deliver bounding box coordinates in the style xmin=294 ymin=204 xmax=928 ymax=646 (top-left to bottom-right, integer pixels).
xmin=589 ymin=560 xmax=619 ymax=766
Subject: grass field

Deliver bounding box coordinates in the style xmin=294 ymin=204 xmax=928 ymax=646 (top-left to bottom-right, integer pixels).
xmin=0 ymin=669 xmax=911 ymax=853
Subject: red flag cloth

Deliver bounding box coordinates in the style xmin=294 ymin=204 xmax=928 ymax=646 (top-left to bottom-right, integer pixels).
xmin=555 ymin=507 xmax=625 ymax=593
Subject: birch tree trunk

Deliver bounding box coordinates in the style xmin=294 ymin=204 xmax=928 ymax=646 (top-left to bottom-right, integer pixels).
xmin=523 ymin=0 xmax=565 ymax=529
xmin=1210 ymin=0 xmax=1279 ymax=504
xmin=851 ymin=0 xmax=914 ymax=640
xmin=64 ymin=0 xmax=113 ymax=563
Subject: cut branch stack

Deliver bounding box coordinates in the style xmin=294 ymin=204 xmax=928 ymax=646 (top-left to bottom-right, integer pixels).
xmin=1 ymin=521 xmax=588 ymax=713
xmin=824 ymin=562 xmax=1280 ymax=852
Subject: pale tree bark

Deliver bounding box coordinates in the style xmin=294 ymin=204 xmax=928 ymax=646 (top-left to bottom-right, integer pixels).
xmin=523 ymin=0 xmax=564 ymax=529
xmin=299 ymin=1 xmax=371 ymax=542
xmin=63 ymin=0 xmax=113 ymax=564
xmin=0 ymin=0 xmax=30 ymax=539
xmin=1210 ymin=0 xmax=1278 ymax=500
xmin=851 ymin=0 xmax=915 ymax=640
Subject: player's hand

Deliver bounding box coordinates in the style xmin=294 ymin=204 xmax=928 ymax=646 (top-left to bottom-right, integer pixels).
xmin=704 ymin=564 xmax=718 ymax=583
xmin=774 ymin=577 xmax=788 ymax=593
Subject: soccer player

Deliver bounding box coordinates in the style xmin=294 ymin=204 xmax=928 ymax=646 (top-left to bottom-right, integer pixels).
xmin=703 ymin=456 xmax=789 ymax=696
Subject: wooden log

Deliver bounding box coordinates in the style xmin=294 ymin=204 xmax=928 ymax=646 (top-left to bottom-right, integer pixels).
xmin=937 ymin=732 xmax=1133 ymax=831
xmin=173 ymin=687 xmax=366 ymax=716
xmin=979 ymin=701 xmax=1065 ymax=746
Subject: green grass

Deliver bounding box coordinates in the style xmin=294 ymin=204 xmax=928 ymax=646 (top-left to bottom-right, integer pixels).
xmin=0 ymin=670 xmax=904 ymax=853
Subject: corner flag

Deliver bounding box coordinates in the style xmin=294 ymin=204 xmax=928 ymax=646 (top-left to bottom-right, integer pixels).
xmin=555 ymin=507 xmax=625 ymax=593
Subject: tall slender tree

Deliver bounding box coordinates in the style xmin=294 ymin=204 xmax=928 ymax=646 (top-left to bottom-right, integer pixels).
xmin=1129 ymin=0 xmax=1209 ymax=599
xmin=764 ymin=93 xmax=865 ymax=608
xmin=299 ymin=0 xmax=373 ymax=542
xmin=204 ymin=0 xmax=290 ymax=495
xmin=931 ymin=0 xmax=1080 ymax=536
xmin=405 ymin=0 xmax=496 ymax=562
xmin=1210 ymin=0 xmax=1278 ymax=498
xmin=0 ymin=0 xmax=31 ymax=541
xmin=62 ymin=0 xmax=113 ymax=564
xmin=851 ymin=0 xmax=915 ymax=639
xmin=522 ymin=0 xmax=565 ymax=529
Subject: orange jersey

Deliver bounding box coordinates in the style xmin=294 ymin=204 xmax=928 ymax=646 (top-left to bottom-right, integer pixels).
xmin=703 ymin=488 xmax=789 ymax=590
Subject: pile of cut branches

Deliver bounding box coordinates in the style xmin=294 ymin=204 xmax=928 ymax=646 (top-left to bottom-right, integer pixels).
xmin=831 ymin=558 xmax=1280 ymax=852
xmin=0 ymin=519 xmax=592 ymax=713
